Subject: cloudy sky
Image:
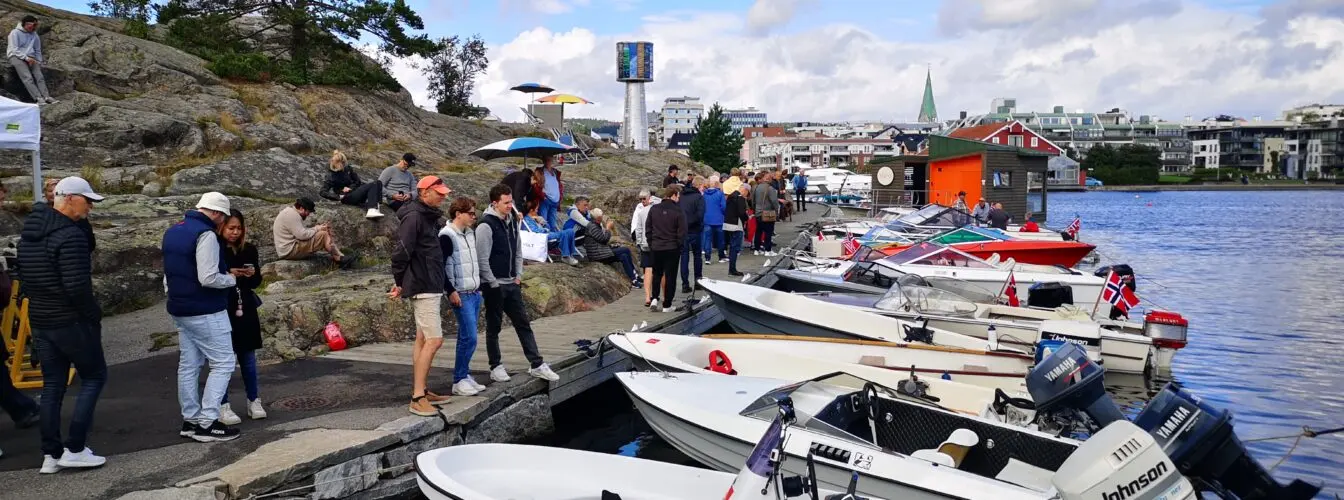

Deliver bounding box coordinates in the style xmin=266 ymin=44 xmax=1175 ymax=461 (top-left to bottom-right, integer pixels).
xmin=46 ymin=0 xmax=1344 ymax=123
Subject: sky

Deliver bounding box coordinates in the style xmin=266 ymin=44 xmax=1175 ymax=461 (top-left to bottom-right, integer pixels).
xmin=41 ymin=0 xmax=1344 ymax=124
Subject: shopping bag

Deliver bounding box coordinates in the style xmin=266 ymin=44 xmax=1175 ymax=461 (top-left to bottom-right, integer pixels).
xmin=519 ymin=225 xmax=550 ymax=263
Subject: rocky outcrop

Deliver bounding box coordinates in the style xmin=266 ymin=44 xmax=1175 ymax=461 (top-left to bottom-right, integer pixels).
xmin=165 ymin=148 xmax=328 ymax=201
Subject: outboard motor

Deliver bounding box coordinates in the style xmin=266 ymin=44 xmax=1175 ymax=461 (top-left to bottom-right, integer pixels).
xmin=1132 ymin=383 xmax=1322 ymax=500
xmin=1094 ymin=265 xmax=1136 ymax=320
xmin=1027 ymin=282 xmax=1074 ymax=308
xmin=1053 ymin=420 xmax=1196 ymax=500
xmin=1036 ymin=320 xmax=1103 ymax=365
xmin=1026 ymin=342 xmax=1125 ymax=432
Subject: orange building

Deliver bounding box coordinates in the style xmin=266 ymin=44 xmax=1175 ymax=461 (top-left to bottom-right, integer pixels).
xmin=925 ymin=135 xmax=1050 ymax=221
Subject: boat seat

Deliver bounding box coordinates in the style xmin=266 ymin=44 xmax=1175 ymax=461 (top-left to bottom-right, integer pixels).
xmin=985 ymin=253 xmax=1001 ymax=265
xmin=858 ymin=355 xmax=886 ymax=367
xmin=911 ymin=428 xmax=979 ymax=468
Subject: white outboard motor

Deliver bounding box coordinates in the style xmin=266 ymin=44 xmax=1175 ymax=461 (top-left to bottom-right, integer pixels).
xmin=1053 ymin=420 xmax=1196 ymax=500
xmin=1025 ymin=342 xmax=1125 ymax=433
xmin=1132 ymin=383 xmax=1322 ymax=500
xmin=1035 ymin=320 xmax=1103 ymax=366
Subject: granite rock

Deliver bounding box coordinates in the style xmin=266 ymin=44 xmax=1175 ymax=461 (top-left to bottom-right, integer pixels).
xmin=464 ymin=395 xmax=553 ymax=445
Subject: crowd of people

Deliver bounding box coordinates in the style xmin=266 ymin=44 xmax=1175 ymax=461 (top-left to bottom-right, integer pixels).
xmin=0 ymin=151 xmax=807 ymax=468
xmin=952 ymin=191 xmax=1036 ymax=231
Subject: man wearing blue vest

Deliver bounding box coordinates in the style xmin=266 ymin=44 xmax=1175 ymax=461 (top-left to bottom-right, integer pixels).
xmin=162 ymin=192 xmax=242 ymax=442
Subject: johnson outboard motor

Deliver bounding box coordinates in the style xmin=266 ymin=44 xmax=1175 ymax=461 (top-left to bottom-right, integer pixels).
xmin=1094 ymin=264 xmax=1136 ymax=320
xmin=1026 ymin=342 xmax=1125 ymax=433
xmin=1132 ymin=383 xmax=1322 ymax=500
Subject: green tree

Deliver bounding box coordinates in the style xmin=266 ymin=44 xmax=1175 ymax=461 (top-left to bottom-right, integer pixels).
xmin=688 ymin=103 xmax=745 ymax=173
xmin=423 ymin=35 xmax=488 ymax=118
xmin=1082 ymin=144 xmax=1160 ymax=185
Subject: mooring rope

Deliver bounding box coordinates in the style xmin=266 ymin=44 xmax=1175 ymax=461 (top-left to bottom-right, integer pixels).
xmin=1241 ymin=425 xmax=1344 ymax=473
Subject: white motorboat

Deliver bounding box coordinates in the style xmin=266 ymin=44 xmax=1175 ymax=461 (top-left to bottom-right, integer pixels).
xmin=700 ymin=278 xmax=1133 ymax=373
xmin=805 ymin=281 xmax=1158 ymax=375
xmin=616 ymin=364 xmax=1203 ymax=500
xmin=416 ymin=400 xmax=861 ymax=500
xmin=803 ymin=167 xmax=871 ymax=195
xmin=607 ymin=331 xmax=1033 ymax=403
xmin=797 ymin=242 xmax=1108 ymax=304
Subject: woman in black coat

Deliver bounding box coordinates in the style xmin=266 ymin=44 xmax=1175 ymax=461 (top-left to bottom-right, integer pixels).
xmin=217 ymin=209 xmax=267 ymax=423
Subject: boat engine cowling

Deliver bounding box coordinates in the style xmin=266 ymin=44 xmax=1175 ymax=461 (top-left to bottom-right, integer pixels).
xmin=1132 ymin=384 xmax=1322 ymax=500
xmin=1053 ymin=420 xmax=1195 ymax=500
xmin=1027 ymin=282 xmax=1074 ymax=308
xmin=1026 ymin=342 xmax=1125 ymax=429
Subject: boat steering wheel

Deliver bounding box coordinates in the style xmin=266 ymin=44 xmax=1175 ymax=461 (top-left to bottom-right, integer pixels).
xmin=863 ymin=383 xmax=881 ymax=422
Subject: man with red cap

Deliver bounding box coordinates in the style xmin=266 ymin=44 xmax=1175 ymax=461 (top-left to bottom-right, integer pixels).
xmin=389 ymin=175 xmax=453 ymax=416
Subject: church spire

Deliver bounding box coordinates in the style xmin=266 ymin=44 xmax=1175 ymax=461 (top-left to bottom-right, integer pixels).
xmin=918 ymin=65 xmax=938 ymax=123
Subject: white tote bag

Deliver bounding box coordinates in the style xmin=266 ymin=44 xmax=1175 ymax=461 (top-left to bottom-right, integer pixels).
xmin=519 ymin=224 xmax=550 ymax=263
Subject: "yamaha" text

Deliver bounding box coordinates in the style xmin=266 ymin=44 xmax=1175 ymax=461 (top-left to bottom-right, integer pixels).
xmin=1102 ymin=461 xmax=1168 ymax=500
xmin=1044 ymin=356 xmax=1078 ymax=382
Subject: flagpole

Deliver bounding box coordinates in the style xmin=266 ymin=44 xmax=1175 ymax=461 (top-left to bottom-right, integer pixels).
xmin=996 ymin=268 xmax=1014 ymax=301
xmin=1090 ymin=270 xmax=1113 ymax=320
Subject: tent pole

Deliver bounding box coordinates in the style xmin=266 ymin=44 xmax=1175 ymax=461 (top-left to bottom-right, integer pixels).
xmin=32 ymin=150 xmax=42 ymax=205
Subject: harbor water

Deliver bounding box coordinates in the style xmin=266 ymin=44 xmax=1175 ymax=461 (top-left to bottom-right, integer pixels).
xmin=548 ymin=190 xmax=1343 ymax=496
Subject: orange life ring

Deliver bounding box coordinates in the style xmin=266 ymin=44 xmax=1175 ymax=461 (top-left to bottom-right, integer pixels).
xmin=707 ymin=350 xmax=737 ymax=375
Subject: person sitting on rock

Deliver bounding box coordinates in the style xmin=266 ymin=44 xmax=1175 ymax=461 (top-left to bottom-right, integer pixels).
xmin=581 ymin=208 xmax=641 ymax=289
xmin=320 ymin=150 xmax=385 ymax=220
xmin=7 ymin=15 xmax=57 ymax=105
xmin=378 ymin=153 xmax=418 ymax=212
xmin=563 ymin=195 xmax=592 ymax=233
xmin=272 ymin=197 xmax=355 ymax=268
xmin=522 ymin=203 xmax=579 ymax=266
xmin=215 ymin=209 xmax=266 ymax=425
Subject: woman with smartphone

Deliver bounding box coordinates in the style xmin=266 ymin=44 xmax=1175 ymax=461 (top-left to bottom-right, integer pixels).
xmin=217 ymin=209 xmax=267 ymax=424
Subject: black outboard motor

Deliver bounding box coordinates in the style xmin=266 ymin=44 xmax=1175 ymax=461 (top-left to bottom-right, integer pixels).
xmin=1094 ymin=264 xmax=1135 ymax=320
xmin=1025 ymin=342 xmax=1125 ymax=430
xmin=1027 ymin=282 xmax=1074 ymax=308
xmin=1133 ymin=383 xmax=1321 ymax=500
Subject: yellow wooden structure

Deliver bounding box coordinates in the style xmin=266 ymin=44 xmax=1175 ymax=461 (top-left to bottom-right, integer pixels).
xmin=3 ymin=281 xmax=75 ymax=389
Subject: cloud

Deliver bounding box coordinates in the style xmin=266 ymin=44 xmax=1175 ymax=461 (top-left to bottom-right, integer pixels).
xmin=384 ymin=1 xmax=1344 ymax=125
xmin=745 ymin=0 xmax=811 ymax=35
xmin=501 ymin=0 xmax=592 ymax=15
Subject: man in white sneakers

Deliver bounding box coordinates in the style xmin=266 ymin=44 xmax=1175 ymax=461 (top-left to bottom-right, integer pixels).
xmin=476 ymin=184 xmax=559 ymax=383
xmin=439 ymin=197 xmax=486 ymax=396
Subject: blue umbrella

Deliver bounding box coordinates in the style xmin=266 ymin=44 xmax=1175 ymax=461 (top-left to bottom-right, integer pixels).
xmin=510 ymin=82 xmax=555 ymax=96
xmin=470 ymin=138 xmax=574 ymax=167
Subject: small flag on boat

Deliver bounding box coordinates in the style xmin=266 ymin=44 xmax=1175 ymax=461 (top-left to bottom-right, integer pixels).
xmin=1066 ymin=216 xmax=1081 ymax=239
xmin=841 ymin=232 xmax=861 ymax=255
xmin=817 ymin=231 xmax=824 ymax=241
xmin=1102 ymin=271 xmax=1140 ymax=316
xmin=1004 ymin=271 xmax=1020 ymax=307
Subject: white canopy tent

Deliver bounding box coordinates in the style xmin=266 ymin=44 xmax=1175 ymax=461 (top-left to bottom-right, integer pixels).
xmin=0 ymin=96 xmax=42 ymax=202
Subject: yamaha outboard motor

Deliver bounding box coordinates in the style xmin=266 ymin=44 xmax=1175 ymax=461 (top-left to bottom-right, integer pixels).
xmin=1027 ymin=282 xmax=1074 ymax=308
xmin=1026 ymin=342 xmax=1125 ymax=432
xmin=1132 ymin=383 xmax=1322 ymax=500
xmin=1094 ymin=264 xmax=1136 ymax=320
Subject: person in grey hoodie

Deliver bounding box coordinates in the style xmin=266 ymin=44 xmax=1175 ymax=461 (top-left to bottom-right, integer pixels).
xmin=7 ymin=15 xmax=56 ymax=104
xmin=379 ymin=153 xmax=419 ymax=212
xmin=475 ymin=184 xmax=559 ymax=383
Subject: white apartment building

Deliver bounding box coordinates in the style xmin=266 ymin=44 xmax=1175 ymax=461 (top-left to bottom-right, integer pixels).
xmin=1191 ymin=139 xmax=1220 ymax=169
xmin=755 ymin=138 xmax=900 ymax=172
xmin=658 ymin=96 xmax=703 ymax=145
xmin=1283 ymin=104 xmax=1344 ymax=122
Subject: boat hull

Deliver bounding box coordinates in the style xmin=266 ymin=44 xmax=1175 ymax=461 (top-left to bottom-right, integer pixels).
xmin=772 ymin=269 xmax=889 ymax=295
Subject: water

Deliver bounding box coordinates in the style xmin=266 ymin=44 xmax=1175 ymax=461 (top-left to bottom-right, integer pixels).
xmin=552 ymin=190 xmax=1344 ymax=496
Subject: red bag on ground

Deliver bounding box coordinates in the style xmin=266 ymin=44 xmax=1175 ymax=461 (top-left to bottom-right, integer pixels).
xmin=323 ymin=322 xmax=348 ymax=351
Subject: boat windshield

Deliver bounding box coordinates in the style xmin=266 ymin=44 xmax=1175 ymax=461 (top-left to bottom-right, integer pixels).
xmin=874 ymin=282 xmax=978 ymax=317
xmin=738 ymin=373 xmax=889 ymax=445
xmin=920 ymin=276 xmax=1005 ymax=304
xmin=929 ymin=226 xmax=1007 ymax=245
xmin=883 ymin=242 xmax=995 ymax=268
xmin=860 ymin=226 xmax=916 ymax=243
xmin=893 ymin=204 xmax=975 ymax=228
xmin=840 ymin=261 xmax=901 ymax=287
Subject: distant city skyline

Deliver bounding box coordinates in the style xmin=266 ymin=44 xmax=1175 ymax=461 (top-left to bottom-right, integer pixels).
xmin=37 ymin=0 xmax=1344 ymax=123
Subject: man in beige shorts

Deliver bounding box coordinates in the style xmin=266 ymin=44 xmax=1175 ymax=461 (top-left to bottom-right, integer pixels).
xmin=388 ymin=176 xmax=453 ymax=416
xmin=272 ymin=198 xmax=355 ymax=268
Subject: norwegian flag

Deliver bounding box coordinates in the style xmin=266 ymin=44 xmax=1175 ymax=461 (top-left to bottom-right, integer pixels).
xmin=817 ymin=231 xmax=824 ymax=241
xmin=841 ymin=232 xmax=861 ymax=255
xmin=1004 ymin=271 xmax=1020 ymax=307
xmin=1066 ymin=216 xmax=1081 ymax=239
xmin=1101 ymin=271 xmax=1140 ymax=316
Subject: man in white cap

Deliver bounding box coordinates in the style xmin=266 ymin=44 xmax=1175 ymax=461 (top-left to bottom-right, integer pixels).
xmin=15 ymin=176 xmax=107 ymax=473
xmin=161 ymin=192 xmax=242 ymax=442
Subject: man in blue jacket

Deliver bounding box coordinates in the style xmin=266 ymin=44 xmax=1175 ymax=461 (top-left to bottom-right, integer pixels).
xmin=678 ymin=178 xmax=706 ymax=294
xmin=700 ymin=178 xmax=727 ymax=265
xmin=162 ymin=192 xmax=242 ymax=443
xmin=792 ymin=170 xmax=808 ymax=212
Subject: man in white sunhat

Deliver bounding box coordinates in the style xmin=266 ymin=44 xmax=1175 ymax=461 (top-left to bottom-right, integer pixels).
xmin=15 ymin=177 xmax=106 ymax=473
xmin=162 ymin=192 xmax=242 ymax=443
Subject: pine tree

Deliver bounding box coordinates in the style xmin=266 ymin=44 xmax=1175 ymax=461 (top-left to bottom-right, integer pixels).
xmin=689 ymin=103 xmax=745 ymax=173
